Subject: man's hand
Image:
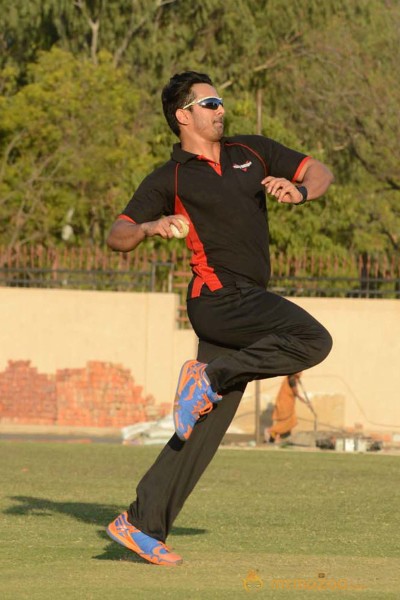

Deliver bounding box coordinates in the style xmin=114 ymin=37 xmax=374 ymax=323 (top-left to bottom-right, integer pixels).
xmin=261 ymin=176 xmax=303 ymax=204
xmin=141 ymin=215 xmax=189 ymax=239
xmin=261 ymin=158 xmax=334 ymax=205
xmin=107 ymin=214 xmax=190 ymax=252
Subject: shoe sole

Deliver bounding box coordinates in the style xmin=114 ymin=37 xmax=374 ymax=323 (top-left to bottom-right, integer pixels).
xmin=106 ymin=522 xmax=183 ymax=567
xmin=173 ymin=360 xmax=197 ymax=439
xmin=174 ymin=360 xmax=213 ymax=441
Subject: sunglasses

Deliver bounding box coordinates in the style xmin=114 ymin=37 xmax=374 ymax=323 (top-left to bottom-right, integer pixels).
xmin=182 ymin=96 xmax=224 ymax=111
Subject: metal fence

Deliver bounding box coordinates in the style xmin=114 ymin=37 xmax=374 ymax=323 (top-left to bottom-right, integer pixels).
xmin=1 ymin=245 xmax=399 ymax=326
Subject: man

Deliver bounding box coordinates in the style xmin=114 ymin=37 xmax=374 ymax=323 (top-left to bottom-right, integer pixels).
xmin=106 ymin=71 xmax=334 ymax=566
xmin=268 ymin=372 xmax=304 ymax=442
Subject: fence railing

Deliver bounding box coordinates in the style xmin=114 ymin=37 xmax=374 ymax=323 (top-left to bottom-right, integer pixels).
xmin=1 ymin=245 xmax=399 ymax=326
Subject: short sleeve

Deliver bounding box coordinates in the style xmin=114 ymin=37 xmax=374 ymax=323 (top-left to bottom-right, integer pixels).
xmin=121 ymin=163 xmax=175 ymax=223
xmin=265 ymin=138 xmax=310 ymax=181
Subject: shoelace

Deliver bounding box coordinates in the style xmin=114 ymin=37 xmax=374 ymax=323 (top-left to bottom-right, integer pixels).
xmin=198 ymin=399 xmax=213 ymax=417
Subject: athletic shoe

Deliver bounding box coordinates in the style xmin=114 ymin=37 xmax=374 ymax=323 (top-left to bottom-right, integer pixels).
xmin=106 ymin=512 xmax=183 ymax=566
xmin=173 ymin=359 xmax=222 ymax=441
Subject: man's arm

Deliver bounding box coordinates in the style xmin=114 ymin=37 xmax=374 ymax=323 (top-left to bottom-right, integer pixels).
xmin=261 ymin=158 xmax=334 ymax=205
xmin=106 ymin=215 xmax=189 ymax=252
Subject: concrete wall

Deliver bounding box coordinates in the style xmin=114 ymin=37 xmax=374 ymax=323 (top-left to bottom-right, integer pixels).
xmin=0 ymin=288 xmax=196 ymax=408
xmin=1 ymin=288 xmax=399 ymax=434
xmin=248 ymin=298 xmax=400 ymax=437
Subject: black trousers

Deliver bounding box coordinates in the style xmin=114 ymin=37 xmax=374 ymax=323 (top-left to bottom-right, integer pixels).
xmin=128 ymin=282 xmax=332 ymax=542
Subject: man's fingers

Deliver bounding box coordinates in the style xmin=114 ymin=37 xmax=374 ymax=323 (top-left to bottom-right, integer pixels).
xmin=262 ymin=177 xmax=300 ymax=203
xmin=268 ymin=183 xmax=291 ymax=197
xmin=159 ymin=216 xmax=189 ymax=238
xmin=142 ymin=215 xmax=190 ymax=238
xmin=263 ymin=177 xmax=290 ymax=195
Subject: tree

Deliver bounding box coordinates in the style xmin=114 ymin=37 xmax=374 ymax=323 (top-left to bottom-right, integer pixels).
xmin=0 ymin=0 xmax=180 ymax=79
xmin=0 ymin=0 xmax=399 ymax=259
xmin=0 ymin=48 xmax=150 ymax=248
xmin=278 ymin=0 xmax=400 ymax=254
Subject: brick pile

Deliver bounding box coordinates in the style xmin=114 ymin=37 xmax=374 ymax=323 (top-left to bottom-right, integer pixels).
xmin=0 ymin=360 xmax=168 ymax=428
xmin=0 ymin=360 xmax=57 ymax=425
xmin=57 ymin=361 xmax=153 ymax=427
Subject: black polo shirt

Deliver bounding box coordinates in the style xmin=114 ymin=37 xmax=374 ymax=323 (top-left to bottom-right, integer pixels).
xmin=121 ymin=135 xmax=309 ymax=293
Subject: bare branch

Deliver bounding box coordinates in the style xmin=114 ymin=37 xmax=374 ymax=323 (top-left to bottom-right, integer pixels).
xmin=113 ymin=13 xmax=147 ymax=68
xmin=219 ymin=33 xmax=303 ymax=89
xmin=381 ymin=227 xmax=399 ymax=251
xmin=74 ymin=0 xmax=101 ymax=64
xmin=113 ymin=0 xmax=179 ymax=67
xmin=0 ymin=130 xmax=26 ymax=182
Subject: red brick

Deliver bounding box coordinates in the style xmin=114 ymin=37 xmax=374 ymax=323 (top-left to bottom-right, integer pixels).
xmin=0 ymin=360 xmax=166 ymax=428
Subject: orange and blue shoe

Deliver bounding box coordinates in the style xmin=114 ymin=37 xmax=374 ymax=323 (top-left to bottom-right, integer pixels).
xmin=106 ymin=512 xmax=183 ymax=566
xmin=173 ymin=359 xmax=222 ymax=441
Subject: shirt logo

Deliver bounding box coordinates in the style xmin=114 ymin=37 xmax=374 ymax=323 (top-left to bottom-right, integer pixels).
xmin=233 ymin=161 xmax=252 ymax=172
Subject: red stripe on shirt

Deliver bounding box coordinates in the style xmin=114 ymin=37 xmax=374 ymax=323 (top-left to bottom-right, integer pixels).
xmin=191 ymin=276 xmax=204 ymax=298
xmin=174 ymin=164 xmax=223 ymax=294
xmin=117 ymin=214 xmax=136 ymax=223
xmin=291 ymin=156 xmax=311 ymax=182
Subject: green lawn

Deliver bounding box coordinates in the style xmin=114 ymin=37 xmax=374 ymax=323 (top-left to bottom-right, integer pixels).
xmin=1 ymin=442 xmax=399 ymax=599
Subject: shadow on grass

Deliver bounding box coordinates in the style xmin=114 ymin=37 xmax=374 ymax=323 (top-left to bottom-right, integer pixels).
xmin=5 ymin=495 xmax=120 ymax=524
xmin=5 ymin=496 xmax=206 ymax=562
xmin=94 ymin=530 xmax=152 ymax=564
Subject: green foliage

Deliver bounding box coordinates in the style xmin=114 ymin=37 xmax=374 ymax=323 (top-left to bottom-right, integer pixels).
xmin=0 ymin=48 xmax=153 ymax=247
xmin=0 ymin=0 xmax=399 ymax=260
xmin=1 ymin=443 xmax=400 ymax=598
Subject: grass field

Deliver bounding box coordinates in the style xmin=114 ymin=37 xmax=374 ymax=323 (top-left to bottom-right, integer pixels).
xmin=1 ymin=441 xmax=400 ymax=599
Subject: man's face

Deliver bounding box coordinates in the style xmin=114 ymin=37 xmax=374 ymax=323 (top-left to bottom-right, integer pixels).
xmin=183 ymin=83 xmax=225 ymax=141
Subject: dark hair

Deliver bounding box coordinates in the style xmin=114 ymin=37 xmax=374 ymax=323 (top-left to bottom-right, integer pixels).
xmin=161 ymin=71 xmax=213 ymax=137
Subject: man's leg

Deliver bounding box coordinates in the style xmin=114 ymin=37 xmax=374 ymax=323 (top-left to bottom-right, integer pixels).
xmin=187 ymin=285 xmax=333 ymax=393
xmin=127 ymin=340 xmax=246 ymax=543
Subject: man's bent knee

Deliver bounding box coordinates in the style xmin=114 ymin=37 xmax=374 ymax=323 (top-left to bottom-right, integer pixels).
xmin=309 ymin=326 xmax=333 ymax=367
